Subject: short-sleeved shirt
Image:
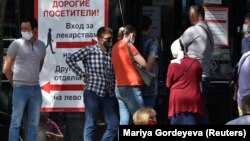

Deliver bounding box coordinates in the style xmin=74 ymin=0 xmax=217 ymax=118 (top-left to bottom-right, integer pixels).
xmin=241 ymin=36 xmax=250 ymax=54
xmin=141 ymin=35 xmax=159 ymax=96
xmin=141 ymin=35 xmax=159 ymax=60
xmin=237 ymin=51 xmax=250 ymax=107
xmin=7 ymin=38 xmax=46 ymax=86
xmin=180 ymin=21 xmax=214 ymax=78
xmin=112 ymin=40 xmax=143 ymax=86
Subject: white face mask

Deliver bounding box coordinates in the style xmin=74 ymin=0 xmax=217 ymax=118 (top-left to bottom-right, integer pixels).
xmin=242 ymin=24 xmax=249 ymax=33
xmin=129 ymin=35 xmax=135 ymax=44
xmin=21 ymin=31 xmax=33 ymax=40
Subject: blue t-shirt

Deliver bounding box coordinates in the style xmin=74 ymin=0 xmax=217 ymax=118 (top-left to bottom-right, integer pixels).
xmin=141 ymin=35 xmax=160 ymax=96
xmin=241 ymin=36 xmax=250 ymax=54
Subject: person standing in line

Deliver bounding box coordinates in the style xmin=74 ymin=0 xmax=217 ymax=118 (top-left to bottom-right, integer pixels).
xmin=232 ymin=13 xmax=250 ymax=109
xmin=226 ymin=94 xmax=250 ymax=125
xmin=235 ymin=50 xmax=250 ymax=116
xmin=141 ymin=15 xmax=160 ymax=108
xmin=166 ymin=39 xmax=204 ymax=125
xmin=112 ymin=25 xmax=146 ymax=125
xmin=4 ymin=18 xmax=46 ymax=141
xmin=179 ymin=5 xmax=214 ymax=124
xmin=241 ymin=13 xmax=250 ymax=54
xmin=66 ymin=27 xmax=119 ymax=141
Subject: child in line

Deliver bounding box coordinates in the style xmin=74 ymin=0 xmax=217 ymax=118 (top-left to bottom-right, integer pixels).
xmin=133 ymin=107 xmax=157 ymax=125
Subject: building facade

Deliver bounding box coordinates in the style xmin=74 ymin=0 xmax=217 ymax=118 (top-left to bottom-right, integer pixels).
xmin=0 ymin=0 xmax=249 ymax=140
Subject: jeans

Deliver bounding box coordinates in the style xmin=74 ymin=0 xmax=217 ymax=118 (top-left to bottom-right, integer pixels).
xmin=83 ymin=90 xmax=119 ymax=141
xmin=201 ymin=77 xmax=210 ymax=124
xmin=142 ymin=78 xmax=158 ymax=108
xmin=115 ymin=86 xmax=144 ymax=125
xmin=143 ymin=95 xmax=157 ymax=108
xmin=9 ymin=85 xmax=42 ymax=141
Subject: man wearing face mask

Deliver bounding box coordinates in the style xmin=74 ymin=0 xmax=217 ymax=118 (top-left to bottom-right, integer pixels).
xmin=66 ymin=27 xmax=119 ymax=141
xmin=4 ymin=18 xmax=46 ymax=141
xmin=241 ymin=13 xmax=250 ymax=54
xmin=232 ymin=13 xmax=250 ymax=115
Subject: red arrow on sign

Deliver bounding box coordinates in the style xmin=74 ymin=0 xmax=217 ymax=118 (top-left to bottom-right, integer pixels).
xmin=56 ymin=39 xmax=97 ymax=48
xmin=41 ymin=82 xmax=84 ymax=94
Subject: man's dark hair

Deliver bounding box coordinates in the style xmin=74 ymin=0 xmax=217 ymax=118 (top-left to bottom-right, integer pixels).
xmin=142 ymin=15 xmax=152 ymax=31
xmin=190 ymin=5 xmax=205 ymax=19
xmin=97 ymin=27 xmax=113 ymax=39
xmin=245 ymin=13 xmax=250 ymax=20
xmin=21 ymin=17 xmax=38 ymax=29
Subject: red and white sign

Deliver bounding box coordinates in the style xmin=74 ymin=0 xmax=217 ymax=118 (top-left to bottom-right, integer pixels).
xmin=204 ymin=6 xmax=229 ymax=48
xmin=34 ymin=0 xmax=108 ymax=112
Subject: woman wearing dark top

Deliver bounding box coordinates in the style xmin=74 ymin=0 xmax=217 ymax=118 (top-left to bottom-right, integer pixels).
xmin=166 ymin=39 xmax=204 ymax=125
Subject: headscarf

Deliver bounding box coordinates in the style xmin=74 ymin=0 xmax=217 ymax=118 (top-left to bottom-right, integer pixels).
xmin=170 ymin=39 xmax=184 ymax=64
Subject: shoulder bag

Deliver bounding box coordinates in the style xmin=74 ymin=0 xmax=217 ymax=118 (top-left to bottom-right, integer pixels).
xmin=198 ymin=25 xmax=213 ymax=47
xmin=173 ymin=59 xmax=196 ymax=83
xmin=127 ymin=45 xmax=156 ymax=86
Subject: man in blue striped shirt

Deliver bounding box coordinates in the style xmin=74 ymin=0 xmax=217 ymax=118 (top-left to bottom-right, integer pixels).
xmin=66 ymin=27 xmax=119 ymax=141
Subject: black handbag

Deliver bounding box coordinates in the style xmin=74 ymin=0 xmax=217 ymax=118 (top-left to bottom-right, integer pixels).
xmin=127 ymin=45 xmax=156 ymax=86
